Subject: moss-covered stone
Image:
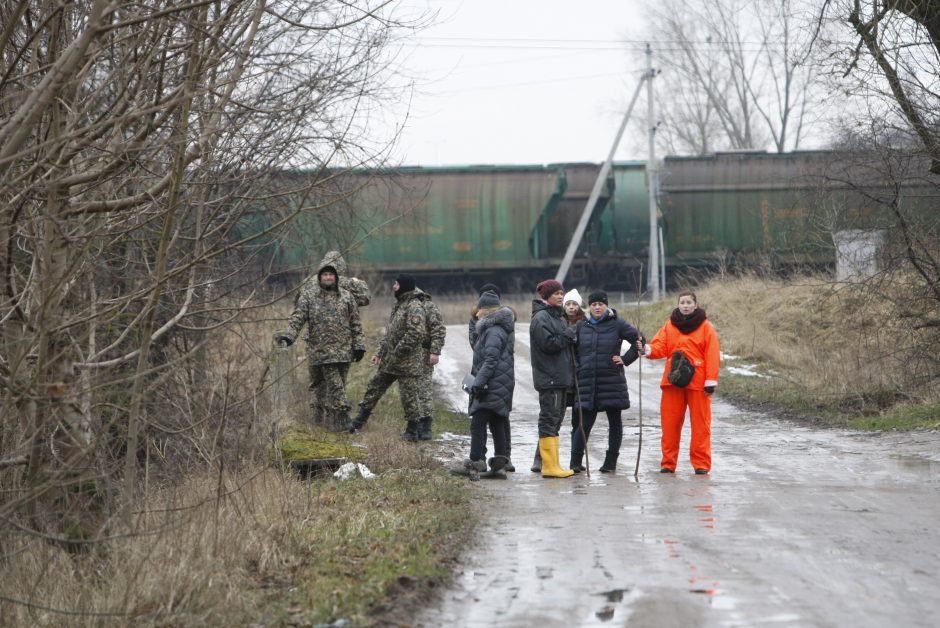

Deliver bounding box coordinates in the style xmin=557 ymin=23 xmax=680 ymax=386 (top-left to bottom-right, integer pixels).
xmin=269 ymin=423 xmax=366 ymax=463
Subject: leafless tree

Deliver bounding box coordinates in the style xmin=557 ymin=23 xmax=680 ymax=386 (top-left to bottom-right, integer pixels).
xmin=815 ymin=0 xmax=940 ymax=175
xmin=0 ymin=0 xmax=413 ymax=544
xmin=646 ymin=0 xmax=822 ymax=155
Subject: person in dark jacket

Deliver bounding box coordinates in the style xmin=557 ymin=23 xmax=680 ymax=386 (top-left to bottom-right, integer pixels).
xmin=562 ymin=288 xmax=585 ymax=445
xmin=529 ymin=279 xmax=576 ymax=478
xmin=467 ymin=283 xmax=515 ymax=471
xmin=570 ymin=290 xmax=643 ymax=473
xmin=451 ymin=290 xmax=515 ymax=480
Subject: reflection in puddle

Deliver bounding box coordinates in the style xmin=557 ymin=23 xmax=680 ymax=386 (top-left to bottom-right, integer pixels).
xmin=600 ymin=588 xmax=627 ymax=603
xmin=888 ymin=454 xmax=940 ymax=478
xmin=591 ymin=588 xmax=630 ymax=622
xmin=595 ymin=605 xmax=615 ymax=621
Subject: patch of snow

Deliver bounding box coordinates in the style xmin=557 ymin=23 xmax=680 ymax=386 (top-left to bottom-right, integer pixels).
xmin=727 ymin=365 xmax=769 ymax=378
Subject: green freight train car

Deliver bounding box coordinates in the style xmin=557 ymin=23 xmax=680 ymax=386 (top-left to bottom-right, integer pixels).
xmin=278 ymin=163 xmax=615 ymax=287
xmin=654 ymin=151 xmax=937 ymax=272
xmin=267 ymin=151 xmax=936 ymax=288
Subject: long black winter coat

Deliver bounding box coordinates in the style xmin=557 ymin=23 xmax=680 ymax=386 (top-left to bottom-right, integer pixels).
xmin=469 ymin=307 xmax=515 ymax=418
xmin=529 ymin=300 xmax=576 ymax=391
xmin=576 ymin=309 xmax=641 ymax=410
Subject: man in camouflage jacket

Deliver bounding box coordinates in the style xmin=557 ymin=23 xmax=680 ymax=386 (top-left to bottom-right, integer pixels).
xmin=297 ymin=250 xmax=371 ymax=308
xmin=294 ymin=250 xmax=370 ymax=424
xmin=350 ymin=274 xmax=446 ymax=441
xmin=277 ymin=254 xmax=365 ymax=431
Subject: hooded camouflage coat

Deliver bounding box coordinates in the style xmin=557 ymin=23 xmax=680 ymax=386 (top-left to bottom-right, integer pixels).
xmin=297 ymin=250 xmax=371 ymax=307
xmin=377 ymin=288 xmax=445 ymax=376
xmin=282 ymin=254 xmax=365 ymax=365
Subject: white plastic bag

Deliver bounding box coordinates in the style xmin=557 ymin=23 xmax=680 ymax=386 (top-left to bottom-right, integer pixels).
xmin=333 ymin=462 xmax=375 ymax=480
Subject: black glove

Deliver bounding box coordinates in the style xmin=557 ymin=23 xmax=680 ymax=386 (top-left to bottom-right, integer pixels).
xmin=276 ymin=335 xmax=292 ymax=348
xmin=353 ymin=348 xmax=365 ymax=362
xmin=470 ymin=385 xmax=488 ymax=398
xmin=563 ymin=328 xmax=577 ymax=344
xmin=704 ymin=385 xmax=716 ymax=395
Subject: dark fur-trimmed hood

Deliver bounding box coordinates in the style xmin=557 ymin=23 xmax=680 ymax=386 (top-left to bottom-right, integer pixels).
xmin=475 ymin=306 xmax=515 ymax=336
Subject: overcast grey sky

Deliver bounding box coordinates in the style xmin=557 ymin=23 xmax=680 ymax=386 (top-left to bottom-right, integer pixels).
xmin=386 ymin=0 xmax=651 ymax=167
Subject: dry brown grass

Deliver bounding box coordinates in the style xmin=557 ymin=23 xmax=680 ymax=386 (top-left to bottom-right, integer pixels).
xmin=684 ymin=272 xmax=938 ymax=409
xmin=0 ymin=465 xmax=472 ymax=626
xmin=0 ymin=297 xmax=475 ymax=626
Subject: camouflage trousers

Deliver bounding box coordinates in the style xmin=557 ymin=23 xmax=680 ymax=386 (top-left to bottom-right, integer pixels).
xmin=308 ymin=362 xmax=351 ymax=429
xmin=358 ymin=368 xmax=433 ymax=419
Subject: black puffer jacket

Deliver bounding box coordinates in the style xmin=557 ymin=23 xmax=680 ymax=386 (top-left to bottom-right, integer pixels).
xmin=576 ymin=309 xmax=642 ymax=410
xmin=529 ymin=300 xmax=576 ymax=391
xmin=469 ymin=307 xmax=515 ymax=418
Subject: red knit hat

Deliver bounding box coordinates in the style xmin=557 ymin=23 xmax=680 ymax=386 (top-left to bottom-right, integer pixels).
xmin=536 ymin=279 xmax=563 ymax=300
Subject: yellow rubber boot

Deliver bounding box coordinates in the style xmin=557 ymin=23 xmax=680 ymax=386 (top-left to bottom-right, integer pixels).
xmin=539 ymin=436 xmax=574 ymax=478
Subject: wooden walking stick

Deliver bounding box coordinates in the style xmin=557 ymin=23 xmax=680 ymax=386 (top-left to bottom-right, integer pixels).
xmin=634 ymin=265 xmax=645 ymax=479
xmin=634 ymin=342 xmax=643 ymax=478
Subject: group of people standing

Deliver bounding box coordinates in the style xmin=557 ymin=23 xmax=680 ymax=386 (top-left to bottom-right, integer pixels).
xmin=454 ymin=278 xmax=721 ymax=480
xmin=276 ymin=251 xmax=721 ymax=479
xmin=277 ymin=251 xmax=445 ymax=440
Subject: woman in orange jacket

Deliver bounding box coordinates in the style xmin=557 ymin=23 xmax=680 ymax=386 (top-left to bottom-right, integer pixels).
xmin=642 ymin=291 xmax=720 ymax=474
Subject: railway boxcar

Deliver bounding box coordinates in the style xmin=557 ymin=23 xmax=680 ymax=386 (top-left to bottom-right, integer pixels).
xmin=267 ymin=151 xmax=935 ymax=289
xmin=279 ymin=163 xmax=613 ymax=287
xmin=654 ymin=150 xmax=936 ymax=271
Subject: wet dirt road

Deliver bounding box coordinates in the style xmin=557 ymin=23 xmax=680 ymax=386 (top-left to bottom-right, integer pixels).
xmin=418 ymin=324 xmax=940 ymax=627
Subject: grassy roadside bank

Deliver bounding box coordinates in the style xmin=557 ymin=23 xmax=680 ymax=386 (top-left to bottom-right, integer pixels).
xmin=623 ymin=274 xmax=940 ymax=432
xmin=259 ymin=355 xmax=476 ymax=626
xmin=0 ymin=313 xmax=477 ymax=627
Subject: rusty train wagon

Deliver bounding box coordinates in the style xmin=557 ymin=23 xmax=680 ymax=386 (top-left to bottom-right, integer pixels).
xmin=274 ymin=151 xmax=934 ymax=289
xmin=280 ymin=163 xmax=620 ymax=288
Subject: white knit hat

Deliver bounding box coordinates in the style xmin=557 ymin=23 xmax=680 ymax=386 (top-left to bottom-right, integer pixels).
xmin=563 ymin=289 xmax=583 ymax=307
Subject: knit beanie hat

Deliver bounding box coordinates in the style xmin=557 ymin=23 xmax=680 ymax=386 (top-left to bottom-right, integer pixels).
xmin=477 ymin=290 xmax=500 ymax=309
xmin=536 ymin=279 xmax=563 ymax=300
xmin=395 ymin=273 xmax=416 ymax=294
xmin=478 ymin=282 xmax=501 ymax=297
xmin=587 ymin=290 xmax=608 ymax=305
xmin=563 ymin=289 xmax=583 ymax=307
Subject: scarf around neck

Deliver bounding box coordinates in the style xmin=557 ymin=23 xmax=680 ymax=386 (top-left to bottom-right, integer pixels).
xmin=670 ymin=307 xmax=707 ymax=334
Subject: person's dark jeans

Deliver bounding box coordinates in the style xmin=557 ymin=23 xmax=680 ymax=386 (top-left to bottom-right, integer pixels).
xmin=571 ymin=409 xmax=624 ymax=461
xmin=469 ymin=408 xmax=509 ymax=461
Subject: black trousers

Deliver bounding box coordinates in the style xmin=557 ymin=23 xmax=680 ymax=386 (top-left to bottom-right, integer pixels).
xmin=469 ymin=408 xmax=510 ymax=461
xmin=537 ymin=388 xmax=567 ymax=437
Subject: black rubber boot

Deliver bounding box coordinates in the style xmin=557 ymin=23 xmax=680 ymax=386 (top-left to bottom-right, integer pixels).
xmin=569 ymin=453 xmax=585 ymax=473
xmin=530 ymin=447 xmax=542 ymax=473
xmin=333 ymin=409 xmax=352 ymax=433
xmin=599 ymin=450 xmax=619 ymax=473
xmin=402 ymin=420 xmax=419 ymax=442
xmin=348 ymin=407 xmax=371 ymax=433
xmin=418 ymin=416 xmax=433 ymax=441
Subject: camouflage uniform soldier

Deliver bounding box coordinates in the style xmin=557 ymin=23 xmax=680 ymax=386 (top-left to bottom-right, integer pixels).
xmin=296 ymin=250 xmax=370 ymax=424
xmin=297 ymin=250 xmax=371 ymax=307
xmin=350 ymin=274 xmax=446 ymax=441
xmin=277 ymin=254 xmax=365 ymax=431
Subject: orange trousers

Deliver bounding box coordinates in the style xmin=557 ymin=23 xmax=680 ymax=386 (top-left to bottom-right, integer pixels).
xmin=659 ymin=386 xmax=712 ymax=472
